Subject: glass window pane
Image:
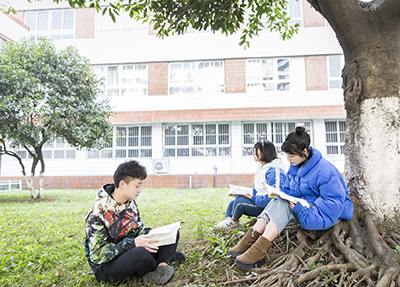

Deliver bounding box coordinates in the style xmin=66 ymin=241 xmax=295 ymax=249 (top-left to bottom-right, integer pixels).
xmin=37 ymin=12 xmax=48 ymax=31
xmin=206 ymin=135 xmax=216 ymax=145
xmin=329 ymin=56 xmax=341 ymax=77
xmin=26 ymin=13 xmax=37 ymax=31
xmin=177 ymin=136 xmax=188 ymax=145
xmin=329 ymin=80 xmax=342 ymax=89
xmin=277 ymin=59 xmax=289 ymax=73
xmin=65 ymin=150 xmax=76 ymax=158
xmin=205 ymin=147 xmax=216 ymax=156
xmin=164 ymin=149 xmax=175 ymax=157
xmin=177 ymin=148 xmax=189 ymax=157
xmin=128 ymin=137 xmax=138 ymax=146
xmin=141 ymin=136 xmax=151 ymax=146
xmin=192 ymin=147 xmax=204 ymax=156
xmin=129 ymin=127 xmax=139 ymax=136
xmin=327 ymin=146 xmax=338 ymax=155
xmin=128 ymin=149 xmax=139 ymax=158
xmin=141 ymin=126 xmax=151 ymax=136
xmin=165 ymin=137 xmax=175 ymax=146
xmin=54 ymin=150 xmax=65 ymax=158
xmin=115 ymin=150 xmax=126 ymax=158
xmin=87 ymin=150 xmax=99 ymax=158
xmin=64 ymin=10 xmax=74 ymax=29
xmin=219 ymin=147 xmax=231 ymax=156
xmin=51 ymin=11 xmax=62 ymax=29
xmin=140 ymin=149 xmax=152 ymax=157
xmin=101 ymin=150 xmax=113 ymax=158
xmin=108 ymin=66 xmax=119 ymax=86
xmin=177 ymin=125 xmax=189 ymax=135
xmin=43 ymin=150 xmax=52 ymax=158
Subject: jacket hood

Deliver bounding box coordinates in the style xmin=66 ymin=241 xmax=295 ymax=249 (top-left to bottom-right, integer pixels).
xmin=261 ymin=157 xmax=288 ymax=172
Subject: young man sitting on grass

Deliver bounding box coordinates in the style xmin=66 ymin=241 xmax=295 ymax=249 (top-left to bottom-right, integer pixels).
xmin=84 ymin=160 xmax=185 ymax=285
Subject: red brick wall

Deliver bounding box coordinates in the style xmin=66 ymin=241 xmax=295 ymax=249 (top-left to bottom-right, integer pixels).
xmin=0 ymin=174 xmax=254 ymax=189
xmin=225 ymin=59 xmax=246 ymax=93
xmin=303 ymin=0 xmax=326 ymax=28
xmin=148 ymin=62 xmax=168 ymax=96
xmin=305 ymin=56 xmax=328 ymax=91
xmin=75 ymin=8 xmax=95 ymax=39
xmin=110 ymin=105 xmax=345 ymax=123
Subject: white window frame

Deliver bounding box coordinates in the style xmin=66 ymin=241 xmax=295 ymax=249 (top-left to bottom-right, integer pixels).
xmin=242 ymin=121 xmax=312 ymax=155
xmin=162 ymin=123 xmax=231 ymax=157
xmin=87 ymin=125 xmax=152 ymax=159
xmin=327 ymin=55 xmax=344 ymax=89
xmin=94 ymin=64 xmax=148 ymax=97
xmin=168 ymin=61 xmax=225 ymax=95
xmin=288 ymin=0 xmax=303 ymax=27
xmin=12 ymin=138 xmax=76 ymax=160
xmin=24 ymin=9 xmax=75 ymax=40
xmin=325 ymin=120 xmax=345 ymax=155
xmin=246 ymin=58 xmax=291 ymax=92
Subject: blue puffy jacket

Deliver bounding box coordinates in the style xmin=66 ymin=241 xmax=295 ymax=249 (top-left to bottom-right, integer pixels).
xmin=285 ymin=147 xmax=353 ymax=230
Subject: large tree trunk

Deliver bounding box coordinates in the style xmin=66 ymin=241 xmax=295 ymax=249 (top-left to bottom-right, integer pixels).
xmin=309 ymin=0 xmax=400 ymax=219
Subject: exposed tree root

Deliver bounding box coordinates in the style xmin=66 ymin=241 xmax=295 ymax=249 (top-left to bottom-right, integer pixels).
xmin=216 ymin=198 xmax=400 ymax=287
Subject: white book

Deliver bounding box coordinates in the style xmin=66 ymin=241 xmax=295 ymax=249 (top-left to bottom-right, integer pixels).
xmin=148 ymin=221 xmax=182 ymax=247
xmin=261 ymin=182 xmax=310 ymax=208
xmin=227 ymin=185 xmax=252 ymax=197
xmin=228 ymin=184 xmax=268 ymax=197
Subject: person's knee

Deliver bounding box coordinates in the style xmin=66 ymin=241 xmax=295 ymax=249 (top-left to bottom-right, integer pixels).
xmin=127 ymin=247 xmax=157 ymax=276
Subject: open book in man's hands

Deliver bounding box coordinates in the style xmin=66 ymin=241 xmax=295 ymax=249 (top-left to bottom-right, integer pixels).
xmin=261 ymin=182 xmax=310 ymax=208
xmin=148 ymin=221 xmax=183 ymax=247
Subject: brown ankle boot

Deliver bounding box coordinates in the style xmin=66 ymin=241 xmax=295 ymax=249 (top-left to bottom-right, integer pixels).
xmin=234 ymin=236 xmax=271 ymax=270
xmin=227 ymin=228 xmax=261 ymax=258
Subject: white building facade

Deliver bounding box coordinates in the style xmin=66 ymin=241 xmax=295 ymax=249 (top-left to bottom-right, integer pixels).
xmin=0 ymin=0 xmax=347 ymax=189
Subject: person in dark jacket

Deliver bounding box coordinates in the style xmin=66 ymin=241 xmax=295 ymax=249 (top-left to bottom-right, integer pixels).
xmin=84 ymin=160 xmax=185 ymax=285
xmin=228 ymin=126 xmax=353 ymax=270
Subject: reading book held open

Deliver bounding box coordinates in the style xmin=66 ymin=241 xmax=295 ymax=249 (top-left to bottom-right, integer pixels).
xmin=228 ymin=184 xmax=268 ymax=197
xmin=148 ymin=221 xmax=183 ymax=247
xmin=261 ymin=182 xmax=310 ymax=208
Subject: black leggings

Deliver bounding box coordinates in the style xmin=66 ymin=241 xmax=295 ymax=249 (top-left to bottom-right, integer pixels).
xmin=95 ymin=239 xmax=178 ymax=283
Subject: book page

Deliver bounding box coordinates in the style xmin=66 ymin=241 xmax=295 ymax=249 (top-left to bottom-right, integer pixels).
xmin=261 ymin=182 xmax=310 ymax=208
xmin=148 ymin=221 xmax=182 ymax=247
xmin=228 ymin=185 xmax=253 ymax=197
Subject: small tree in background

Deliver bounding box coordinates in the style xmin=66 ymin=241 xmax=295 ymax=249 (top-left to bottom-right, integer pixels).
xmin=0 ymin=39 xmax=113 ymax=199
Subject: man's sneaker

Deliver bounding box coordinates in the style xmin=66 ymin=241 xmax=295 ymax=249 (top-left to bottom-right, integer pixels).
xmin=143 ymin=265 xmax=175 ymax=285
xmin=173 ymin=251 xmax=186 ymax=265
xmin=217 ymin=217 xmax=236 ymax=228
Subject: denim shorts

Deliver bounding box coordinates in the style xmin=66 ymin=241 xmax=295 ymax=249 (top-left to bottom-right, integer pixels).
xmin=258 ymin=197 xmax=297 ymax=233
xmin=258 ymin=197 xmax=340 ymax=233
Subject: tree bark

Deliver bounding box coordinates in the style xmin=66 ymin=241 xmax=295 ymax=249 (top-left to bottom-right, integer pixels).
xmin=38 ymin=153 xmax=45 ymax=199
xmin=308 ymin=0 xmax=400 ymax=219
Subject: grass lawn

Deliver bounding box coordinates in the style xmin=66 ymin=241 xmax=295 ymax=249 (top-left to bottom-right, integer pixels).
xmin=0 ymin=188 xmax=250 ymax=287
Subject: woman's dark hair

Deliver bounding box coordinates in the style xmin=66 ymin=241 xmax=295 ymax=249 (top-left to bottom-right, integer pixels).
xmin=281 ymin=126 xmax=311 ymax=158
xmin=114 ymin=160 xmax=147 ymax=188
xmin=254 ymin=140 xmax=277 ymax=163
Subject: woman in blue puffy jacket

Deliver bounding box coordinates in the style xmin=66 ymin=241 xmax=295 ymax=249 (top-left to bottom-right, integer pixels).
xmin=217 ymin=140 xmax=287 ymax=228
xmin=228 ymin=126 xmax=354 ymax=270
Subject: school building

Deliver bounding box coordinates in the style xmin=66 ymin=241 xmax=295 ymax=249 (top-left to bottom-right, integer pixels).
xmin=0 ymin=0 xmax=346 ymax=190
